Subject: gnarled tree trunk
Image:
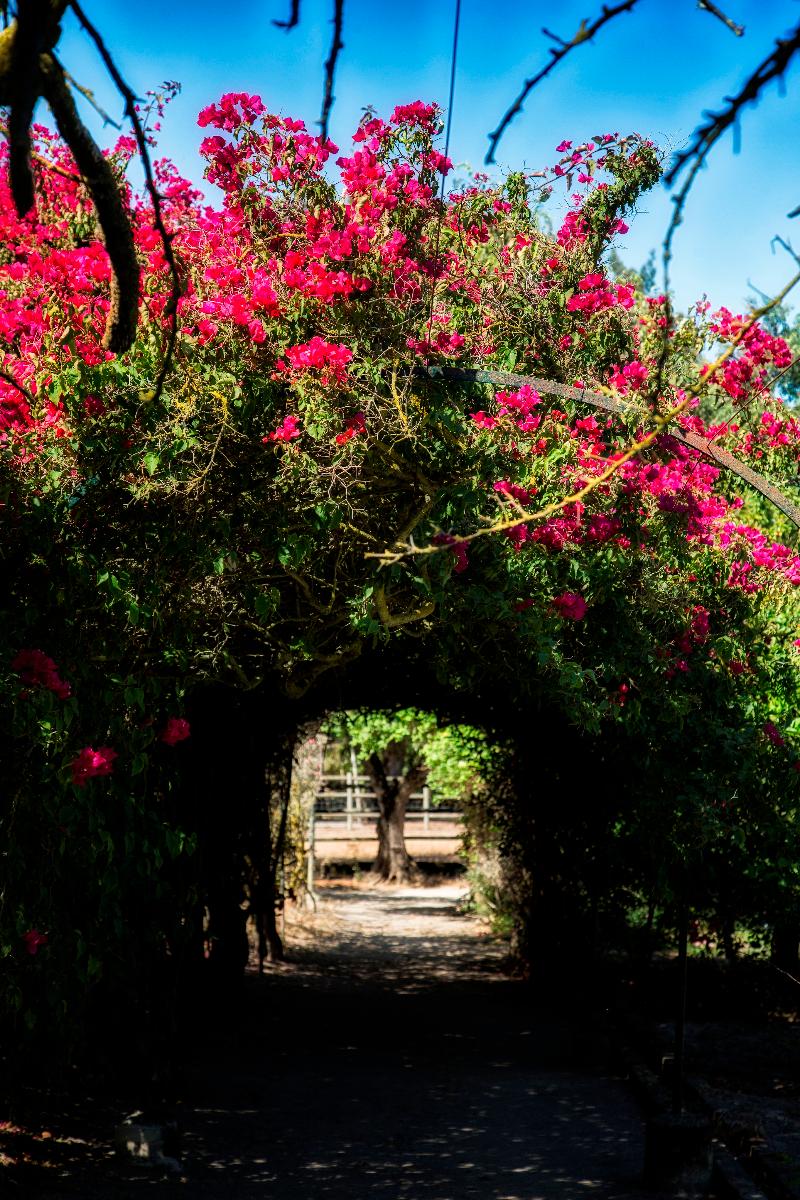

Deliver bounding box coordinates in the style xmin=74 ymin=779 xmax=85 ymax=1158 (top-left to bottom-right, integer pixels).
xmin=365 ymin=752 xmax=423 ymax=884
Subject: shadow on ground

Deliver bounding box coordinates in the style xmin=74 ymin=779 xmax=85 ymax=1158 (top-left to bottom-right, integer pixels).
xmin=18 ymin=884 xmax=656 ymax=1199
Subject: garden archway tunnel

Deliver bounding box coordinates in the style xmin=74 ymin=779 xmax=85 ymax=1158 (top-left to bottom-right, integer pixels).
xmin=179 ymin=638 xmax=675 ymax=997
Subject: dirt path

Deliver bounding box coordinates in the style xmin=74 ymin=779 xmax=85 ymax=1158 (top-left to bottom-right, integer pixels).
xmin=32 ymin=882 xmax=658 ymax=1198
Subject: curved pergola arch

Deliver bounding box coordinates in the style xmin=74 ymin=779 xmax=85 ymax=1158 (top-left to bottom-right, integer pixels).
xmin=427 ymin=365 xmax=800 ymax=530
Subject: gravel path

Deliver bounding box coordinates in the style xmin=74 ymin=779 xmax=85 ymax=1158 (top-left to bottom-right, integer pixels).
xmin=30 ymin=882 xmax=658 ymax=1198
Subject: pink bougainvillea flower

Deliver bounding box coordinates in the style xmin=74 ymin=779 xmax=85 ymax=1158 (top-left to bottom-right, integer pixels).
xmin=11 ymin=649 xmax=71 ymax=699
xmin=262 ymin=415 xmax=301 ymax=444
xmin=71 ymin=746 xmax=117 ymax=788
xmin=552 ymin=592 xmax=588 ymax=620
xmin=433 ymin=532 xmax=469 ymax=573
xmin=197 ymin=92 xmax=265 ymax=131
xmin=22 ymin=929 xmax=48 ymax=956
xmin=83 ymin=395 xmax=106 ymax=418
xmin=763 ymin=721 xmax=786 ymax=748
xmin=390 ymin=101 xmax=439 ymax=131
xmin=161 ymin=717 xmax=191 ymax=746
xmin=283 ymin=336 xmax=353 ymax=384
xmin=335 ymin=412 xmax=366 ymax=446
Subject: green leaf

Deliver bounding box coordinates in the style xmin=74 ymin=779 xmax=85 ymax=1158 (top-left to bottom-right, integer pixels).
xmin=254 ymin=590 xmax=278 ymax=619
xmin=123 ymin=685 xmax=145 ymax=711
xmin=131 ymin=753 xmax=147 ymax=777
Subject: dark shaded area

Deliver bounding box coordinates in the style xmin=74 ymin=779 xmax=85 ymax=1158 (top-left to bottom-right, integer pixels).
xmin=7 ymin=887 xmax=653 ymax=1199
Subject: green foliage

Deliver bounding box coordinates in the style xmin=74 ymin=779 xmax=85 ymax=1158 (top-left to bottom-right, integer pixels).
xmin=324 ymin=708 xmax=490 ymax=799
xmin=3 ymin=101 xmax=800 ymax=1063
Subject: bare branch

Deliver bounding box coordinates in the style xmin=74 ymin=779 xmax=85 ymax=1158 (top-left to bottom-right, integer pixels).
xmin=319 ymin=0 xmax=344 ymax=142
xmin=374 ymin=585 xmax=436 ymax=629
xmin=273 ymin=0 xmax=300 ymax=30
xmin=60 ymin=60 xmax=122 ymax=128
xmin=665 ymin=21 xmax=800 ymax=194
xmin=0 ymin=366 xmax=34 ymax=404
xmin=68 ymin=0 xmax=183 ymax=391
xmin=485 ymin=0 xmax=640 ymax=164
xmin=697 ymin=0 xmax=744 ymax=38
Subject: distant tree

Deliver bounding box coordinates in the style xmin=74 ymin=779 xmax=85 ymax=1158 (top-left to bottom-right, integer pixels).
xmin=746 ymin=288 xmax=800 ymax=405
xmin=327 ymin=711 xmax=485 ymax=883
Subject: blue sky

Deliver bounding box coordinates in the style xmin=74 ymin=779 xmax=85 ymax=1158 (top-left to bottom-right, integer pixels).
xmin=54 ymin=0 xmax=800 ymax=313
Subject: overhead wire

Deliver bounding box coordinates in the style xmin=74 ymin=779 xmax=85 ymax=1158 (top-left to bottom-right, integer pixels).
xmin=425 ymin=0 xmax=462 ymax=354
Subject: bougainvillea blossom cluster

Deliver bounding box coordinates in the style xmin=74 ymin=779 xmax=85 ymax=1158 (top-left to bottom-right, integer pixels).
xmin=2 ymin=94 xmax=800 ymax=826
xmin=70 ymin=746 xmax=118 ymax=788
xmin=161 ymin=717 xmax=191 ymax=746
xmin=552 ymin=592 xmax=588 ymax=620
xmin=12 ymin=649 xmax=71 ymax=700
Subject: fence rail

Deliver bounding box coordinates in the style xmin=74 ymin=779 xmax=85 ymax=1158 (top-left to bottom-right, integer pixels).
xmin=314 ymin=772 xmax=463 ymax=832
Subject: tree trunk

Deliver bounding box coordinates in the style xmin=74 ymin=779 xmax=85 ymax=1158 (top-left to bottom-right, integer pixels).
xmin=771 ymin=921 xmax=800 ymax=972
xmin=375 ymin=792 xmax=417 ymax=883
xmin=365 ymin=753 xmax=421 ymax=884
xmin=253 ymin=729 xmax=295 ymax=965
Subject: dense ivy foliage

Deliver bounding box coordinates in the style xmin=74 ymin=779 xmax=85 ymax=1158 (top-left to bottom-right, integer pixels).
xmin=3 ymin=94 xmax=800 ymax=1062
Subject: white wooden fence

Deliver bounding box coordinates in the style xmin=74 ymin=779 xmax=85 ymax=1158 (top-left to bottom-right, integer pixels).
xmin=314 ymin=772 xmax=463 ymax=831
xmin=310 ymin=773 xmax=464 ymax=867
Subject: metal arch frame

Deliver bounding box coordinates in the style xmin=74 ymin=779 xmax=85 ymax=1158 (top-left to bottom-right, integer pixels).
xmin=424 ymin=365 xmax=800 ymax=530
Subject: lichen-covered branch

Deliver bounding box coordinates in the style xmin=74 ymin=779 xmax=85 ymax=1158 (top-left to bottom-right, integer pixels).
xmin=38 ymin=52 xmax=139 ymax=353
xmin=2 ymin=0 xmax=67 ymax=216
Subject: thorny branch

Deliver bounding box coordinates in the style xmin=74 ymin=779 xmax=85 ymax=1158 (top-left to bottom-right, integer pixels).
xmin=319 ymin=0 xmax=344 ymax=142
xmin=273 ymin=0 xmax=300 ymax=30
xmin=368 ymin=393 xmax=693 ymax=567
xmin=663 ymin=19 xmax=800 ymax=294
xmin=654 ymin=26 xmax=800 ymax=430
xmin=666 ymin=17 xmax=800 ymax=185
xmin=60 ymin=60 xmax=122 ymax=128
xmin=697 ymin=0 xmax=744 ymax=38
xmin=485 ymin=0 xmax=640 ymax=164
xmin=68 ymin=0 xmax=183 ymax=392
